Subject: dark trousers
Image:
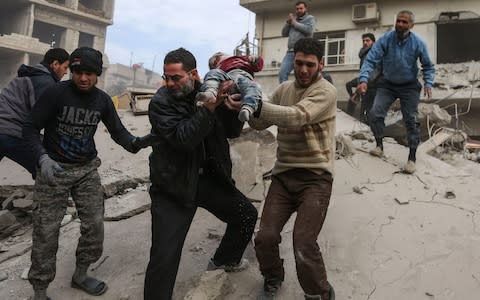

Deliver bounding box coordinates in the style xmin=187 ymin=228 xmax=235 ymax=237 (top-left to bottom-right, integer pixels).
xmin=144 ymin=175 xmax=258 ymax=300
xmin=0 ymin=134 xmax=36 ymax=178
xmin=254 ymin=169 xmax=333 ymax=296
xmin=368 ymin=79 xmax=421 ymax=148
xmin=345 ymin=77 xmax=376 ymax=124
xmin=29 ymin=158 xmax=104 ymax=289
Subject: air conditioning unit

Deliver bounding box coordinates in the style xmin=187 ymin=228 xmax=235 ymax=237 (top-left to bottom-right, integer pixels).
xmin=352 ymin=2 xmax=379 ymax=23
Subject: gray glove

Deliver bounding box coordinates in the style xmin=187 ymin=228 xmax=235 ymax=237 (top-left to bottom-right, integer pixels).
xmin=38 ymin=154 xmax=63 ymax=186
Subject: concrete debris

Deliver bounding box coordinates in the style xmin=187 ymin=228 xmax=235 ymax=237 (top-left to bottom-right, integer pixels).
xmin=183 ymin=270 xmax=230 ymax=300
xmin=350 ymin=131 xmax=374 ymax=141
xmin=384 ymin=103 xmax=452 ymax=146
xmin=0 ymin=241 xmax=32 ymax=264
xmin=102 ymin=177 xmax=149 ymax=198
xmin=0 ymin=210 xmax=16 ymax=232
xmin=336 ymin=133 xmax=355 ymax=158
xmin=207 ymin=230 xmax=222 ymax=240
xmin=12 ymin=198 xmax=33 ymax=211
xmin=444 ymin=189 xmax=456 ymax=199
xmin=0 ymin=271 xmax=7 ymax=282
xmin=1 ymin=189 xmax=26 ymax=210
xmin=352 ymin=186 xmax=363 ymax=194
xmin=104 ymin=189 xmax=151 ymax=221
xmin=20 ymin=267 xmax=29 ymax=280
xmin=394 ymin=196 xmax=410 ymax=205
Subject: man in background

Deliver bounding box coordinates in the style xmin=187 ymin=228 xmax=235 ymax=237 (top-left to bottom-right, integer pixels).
xmin=278 ymin=1 xmax=316 ymax=83
xmin=0 ymin=48 xmax=69 ymax=178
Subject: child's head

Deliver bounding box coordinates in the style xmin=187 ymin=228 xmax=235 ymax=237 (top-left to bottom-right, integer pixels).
xmin=208 ymin=52 xmax=229 ymax=69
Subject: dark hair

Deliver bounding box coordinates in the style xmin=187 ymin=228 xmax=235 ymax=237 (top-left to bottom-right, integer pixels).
xmin=362 ymin=33 xmax=376 ymax=42
xmin=296 ymin=1 xmax=307 ymax=7
xmin=164 ymin=47 xmax=196 ymax=72
xmin=293 ymin=38 xmax=324 ymax=62
xmin=42 ymin=48 xmax=69 ymax=64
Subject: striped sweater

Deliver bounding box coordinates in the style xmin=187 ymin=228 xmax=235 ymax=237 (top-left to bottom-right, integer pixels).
xmin=249 ymin=76 xmax=337 ymax=176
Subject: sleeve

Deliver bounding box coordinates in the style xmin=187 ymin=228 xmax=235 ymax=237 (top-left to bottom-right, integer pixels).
xmin=281 ymin=23 xmax=290 ymax=37
xmin=256 ymin=85 xmax=336 ymax=129
xmin=359 ymin=38 xmax=385 ymax=83
xmin=100 ymin=94 xmax=137 ymax=153
xmin=22 ymin=85 xmax=58 ymax=163
xmin=294 ymin=15 xmax=315 ymax=36
xmin=248 ymin=86 xmax=282 ymax=130
xmin=419 ymin=41 xmax=435 ymax=88
xmin=148 ymin=93 xmax=215 ymax=151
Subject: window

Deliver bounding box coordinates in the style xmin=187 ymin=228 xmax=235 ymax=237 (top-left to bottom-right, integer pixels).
xmin=437 ymin=13 xmax=480 ymax=63
xmin=314 ymin=31 xmax=345 ymax=66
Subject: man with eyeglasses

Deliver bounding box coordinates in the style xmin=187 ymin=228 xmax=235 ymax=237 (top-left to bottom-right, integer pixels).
xmin=143 ymin=47 xmax=258 ymax=300
xmin=243 ymin=37 xmax=336 ymax=300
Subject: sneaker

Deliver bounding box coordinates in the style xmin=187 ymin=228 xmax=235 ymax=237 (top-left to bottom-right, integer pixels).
xmin=257 ymin=276 xmax=282 ymax=299
xmin=404 ymin=160 xmax=416 ymax=174
xmin=206 ymin=258 xmax=249 ymax=272
xmin=369 ymin=146 xmax=384 ymax=157
xmin=304 ymin=282 xmax=335 ymax=300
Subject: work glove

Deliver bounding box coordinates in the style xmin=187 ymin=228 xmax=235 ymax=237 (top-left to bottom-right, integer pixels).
xmin=38 ymin=154 xmax=63 ymax=186
xmin=128 ymin=134 xmax=158 ymax=153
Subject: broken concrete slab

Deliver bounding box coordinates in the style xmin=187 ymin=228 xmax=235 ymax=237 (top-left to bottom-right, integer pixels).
xmin=417 ymin=128 xmax=457 ymax=154
xmin=104 ymin=189 xmax=151 ymax=221
xmin=183 ymin=270 xmax=230 ymax=300
xmin=12 ymin=198 xmax=33 ymax=211
xmin=102 ymin=177 xmax=149 ymax=198
xmin=0 ymin=210 xmax=16 ymax=231
xmin=0 ymin=240 xmax=32 ymax=264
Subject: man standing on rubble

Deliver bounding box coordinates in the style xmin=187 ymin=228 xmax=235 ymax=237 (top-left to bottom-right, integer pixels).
xmin=23 ymin=47 xmax=149 ymax=300
xmin=143 ymin=47 xmax=257 ymax=300
xmin=357 ymin=10 xmax=435 ymax=174
xmin=243 ymin=37 xmax=336 ymax=300
xmin=0 ymin=48 xmax=69 ymax=178
xmin=278 ymin=1 xmax=316 ymax=83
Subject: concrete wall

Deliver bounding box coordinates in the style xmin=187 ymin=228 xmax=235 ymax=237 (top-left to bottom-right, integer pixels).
xmin=0 ymin=0 xmax=114 ymax=89
xmin=248 ymin=0 xmax=480 ymax=102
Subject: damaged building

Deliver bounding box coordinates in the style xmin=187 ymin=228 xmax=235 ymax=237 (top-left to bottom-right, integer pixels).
xmin=0 ymin=0 xmax=115 ymax=88
xmin=240 ymin=0 xmax=480 ymax=136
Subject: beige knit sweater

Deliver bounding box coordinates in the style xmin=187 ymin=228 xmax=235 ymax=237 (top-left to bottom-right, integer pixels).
xmin=249 ymin=77 xmax=337 ymax=176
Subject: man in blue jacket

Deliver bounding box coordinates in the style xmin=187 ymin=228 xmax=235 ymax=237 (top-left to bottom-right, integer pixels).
xmin=357 ymin=10 xmax=435 ymax=174
xmin=0 ymin=48 xmax=69 ymax=178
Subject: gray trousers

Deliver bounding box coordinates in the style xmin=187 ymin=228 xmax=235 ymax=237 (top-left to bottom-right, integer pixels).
xmin=29 ymin=157 xmax=104 ymax=289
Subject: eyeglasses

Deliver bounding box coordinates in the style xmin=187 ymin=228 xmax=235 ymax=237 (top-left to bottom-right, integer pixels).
xmin=162 ymin=69 xmax=195 ymax=82
xmin=162 ymin=74 xmax=185 ymax=82
xmin=295 ymin=61 xmax=317 ymax=68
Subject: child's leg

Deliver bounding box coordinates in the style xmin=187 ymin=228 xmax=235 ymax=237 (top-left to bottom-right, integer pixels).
xmin=197 ymin=69 xmax=231 ymax=103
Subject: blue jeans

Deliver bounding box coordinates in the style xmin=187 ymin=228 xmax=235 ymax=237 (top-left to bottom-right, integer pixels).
xmin=368 ymin=79 xmax=422 ymax=148
xmin=279 ymin=51 xmax=295 ymax=83
xmin=0 ymin=134 xmax=36 ymax=178
xmin=202 ymin=68 xmax=261 ymax=111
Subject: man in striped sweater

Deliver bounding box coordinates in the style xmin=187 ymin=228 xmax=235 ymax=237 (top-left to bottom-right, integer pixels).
xmin=248 ymin=37 xmax=336 ymax=300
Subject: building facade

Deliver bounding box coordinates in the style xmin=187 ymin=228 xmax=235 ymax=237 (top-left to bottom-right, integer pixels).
xmin=0 ymin=0 xmax=115 ymax=88
xmin=240 ymin=0 xmax=480 ymax=104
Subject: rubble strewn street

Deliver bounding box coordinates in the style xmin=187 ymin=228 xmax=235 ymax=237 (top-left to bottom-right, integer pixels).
xmin=1 ymin=109 xmax=480 ymax=299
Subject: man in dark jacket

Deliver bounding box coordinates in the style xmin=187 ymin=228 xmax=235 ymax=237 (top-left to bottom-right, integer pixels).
xmin=144 ymin=47 xmax=258 ymax=300
xmin=23 ymin=47 xmax=148 ymax=300
xmin=345 ymin=33 xmax=378 ymax=123
xmin=0 ymin=48 xmax=69 ymax=177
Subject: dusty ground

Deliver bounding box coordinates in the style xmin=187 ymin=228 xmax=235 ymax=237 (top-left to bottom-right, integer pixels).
xmin=1 ymin=110 xmax=480 ymax=300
